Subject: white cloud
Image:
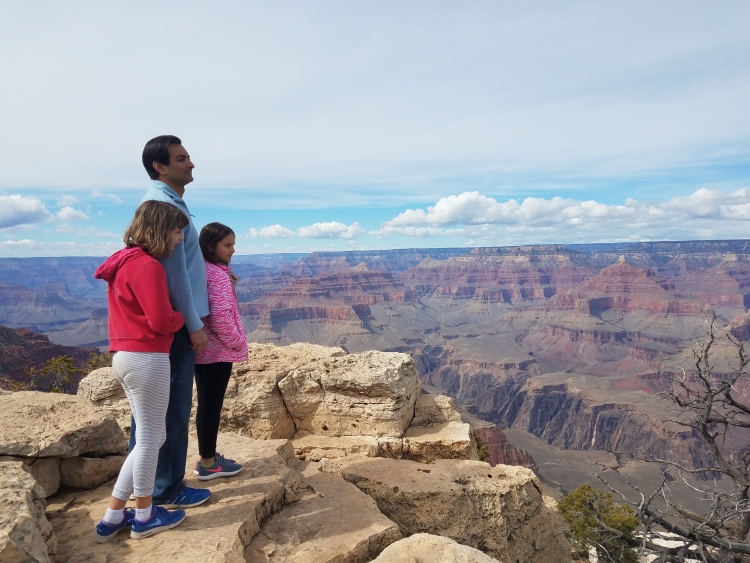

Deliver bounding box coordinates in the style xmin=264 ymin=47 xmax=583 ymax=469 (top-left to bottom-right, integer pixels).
xmin=249 ymin=221 xmax=367 ymax=240
xmin=56 ymin=206 xmax=89 ymax=222
xmin=297 ymin=221 xmax=365 ymax=239
xmin=376 ymin=188 xmax=750 ymax=243
xmin=91 ymin=189 xmax=123 ymax=204
xmin=0 ymin=195 xmax=51 ymax=229
xmin=57 ymin=195 xmax=78 ymax=206
xmin=249 ymin=225 xmax=295 ymax=238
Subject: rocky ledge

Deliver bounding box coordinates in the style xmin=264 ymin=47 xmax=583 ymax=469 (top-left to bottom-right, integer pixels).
xmin=2 ymin=343 xmax=570 ymax=563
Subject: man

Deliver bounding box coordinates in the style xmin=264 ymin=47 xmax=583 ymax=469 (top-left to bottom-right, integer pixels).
xmin=129 ymin=135 xmax=211 ymax=508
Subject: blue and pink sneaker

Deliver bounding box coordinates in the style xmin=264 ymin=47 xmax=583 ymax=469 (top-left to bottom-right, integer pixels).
xmin=195 ymin=453 xmax=242 ymax=481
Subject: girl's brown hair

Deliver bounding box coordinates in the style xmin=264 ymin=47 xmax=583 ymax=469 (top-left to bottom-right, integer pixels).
xmin=123 ymin=200 xmax=189 ymax=259
xmin=199 ymin=222 xmax=239 ymax=283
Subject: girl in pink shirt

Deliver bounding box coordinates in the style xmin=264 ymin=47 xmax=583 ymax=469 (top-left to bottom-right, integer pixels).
xmin=193 ymin=222 xmax=248 ymax=480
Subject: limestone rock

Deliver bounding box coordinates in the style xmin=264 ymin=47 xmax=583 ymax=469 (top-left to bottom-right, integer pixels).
xmin=60 ymin=455 xmax=125 ymax=489
xmin=246 ymin=461 xmax=401 ymax=562
xmin=377 ymin=436 xmax=407 ymax=459
xmin=0 ymin=461 xmax=56 ymax=563
xmin=292 ymin=432 xmax=379 ymax=461
xmin=77 ymin=367 xmax=131 ymax=433
xmin=411 ymin=394 xmax=463 ymax=426
xmin=279 ymin=350 xmax=420 ymax=438
xmin=302 ymin=423 xmax=475 ymax=467
xmin=219 ymin=343 xmax=346 ymax=439
xmin=0 ymin=391 xmax=127 ymax=458
xmin=403 ymin=421 xmax=476 ymax=463
xmin=340 ymin=458 xmax=571 ymax=563
xmin=0 ymin=456 xmax=61 ymax=498
xmin=372 ymin=533 xmax=501 ymax=563
xmin=50 ymin=433 xmax=302 ymax=562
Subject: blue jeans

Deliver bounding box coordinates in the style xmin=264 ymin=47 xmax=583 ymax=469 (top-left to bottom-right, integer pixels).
xmin=128 ymin=326 xmax=194 ymax=503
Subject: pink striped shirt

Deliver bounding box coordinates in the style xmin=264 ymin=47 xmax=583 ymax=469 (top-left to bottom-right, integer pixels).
xmin=195 ymin=261 xmax=248 ymax=364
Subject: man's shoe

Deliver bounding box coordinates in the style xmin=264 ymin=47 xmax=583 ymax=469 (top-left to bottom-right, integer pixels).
xmin=94 ymin=508 xmax=135 ymax=543
xmin=193 ymin=452 xmax=236 ymax=476
xmin=157 ymin=486 xmax=211 ymax=509
xmin=197 ymin=457 xmax=243 ymax=481
xmin=130 ymin=505 xmax=186 ymax=539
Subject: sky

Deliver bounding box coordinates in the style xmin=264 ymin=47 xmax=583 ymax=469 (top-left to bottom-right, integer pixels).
xmin=1 ymin=1 xmax=750 ymax=257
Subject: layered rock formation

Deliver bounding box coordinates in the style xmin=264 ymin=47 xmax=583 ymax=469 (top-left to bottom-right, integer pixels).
xmin=472 ymin=425 xmax=537 ymax=471
xmin=0 ymin=257 xmax=105 ymax=296
xmin=279 ymin=349 xmax=419 ymax=438
xmin=243 ymin=265 xmax=418 ymax=342
xmin=0 ymin=325 xmax=93 ymax=387
xmin=46 ymin=308 xmax=109 ymax=348
xmin=1 ymin=342 xmax=569 ymax=563
xmin=0 ymin=280 xmax=102 ymax=335
xmin=400 ymin=245 xmax=593 ymax=303
xmin=0 ymin=391 xmax=127 ymax=498
xmin=9 ymin=241 xmax=750 ymax=496
xmin=337 ymin=459 xmax=567 ymax=563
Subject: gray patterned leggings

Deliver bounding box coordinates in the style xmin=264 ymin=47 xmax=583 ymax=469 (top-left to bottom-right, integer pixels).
xmin=111 ymin=351 xmax=170 ymax=499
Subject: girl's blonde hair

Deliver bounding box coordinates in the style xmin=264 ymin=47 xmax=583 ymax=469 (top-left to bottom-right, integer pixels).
xmin=123 ymin=200 xmax=189 ymax=258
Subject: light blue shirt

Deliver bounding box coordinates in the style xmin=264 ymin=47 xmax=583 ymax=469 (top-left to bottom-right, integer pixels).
xmin=141 ymin=180 xmax=208 ymax=333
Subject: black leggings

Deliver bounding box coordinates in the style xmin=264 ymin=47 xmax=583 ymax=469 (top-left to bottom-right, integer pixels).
xmin=194 ymin=362 xmax=233 ymax=460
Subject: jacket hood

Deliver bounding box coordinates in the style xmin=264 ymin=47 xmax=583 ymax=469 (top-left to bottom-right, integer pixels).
xmin=94 ymin=247 xmax=148 ymax=282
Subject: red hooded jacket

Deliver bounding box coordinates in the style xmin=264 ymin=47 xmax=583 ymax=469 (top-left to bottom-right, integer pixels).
xmin=95 ymin=247 xmax=184 ymax=353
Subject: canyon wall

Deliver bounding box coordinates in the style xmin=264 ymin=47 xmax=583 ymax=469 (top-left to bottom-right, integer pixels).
xmin=5 ymin=241 xmax=750 ymax=472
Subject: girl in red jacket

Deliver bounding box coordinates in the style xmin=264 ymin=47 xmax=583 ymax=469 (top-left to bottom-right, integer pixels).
xmin=93 ymin=201 xmax=189 ymax=542
xmin=193 ymin=222 xmax=248 ymax=480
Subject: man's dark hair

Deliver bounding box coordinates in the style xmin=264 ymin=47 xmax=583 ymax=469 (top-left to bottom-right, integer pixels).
xmin=142 ymin=135 xmax=182 ymax=180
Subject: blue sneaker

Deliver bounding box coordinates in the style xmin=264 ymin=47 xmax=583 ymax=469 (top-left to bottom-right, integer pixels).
xmin=157 ymin=486 xmax=211 ymax=509
xmin=130 ymin=505 xmax=186 ymax=539
xmin=197 ymin=456 xmax=243 ymax=481
xmin=94 ymin=508 xmax=135 ymax=543
xmin=193 ymin=452 xmax=236 ymax=476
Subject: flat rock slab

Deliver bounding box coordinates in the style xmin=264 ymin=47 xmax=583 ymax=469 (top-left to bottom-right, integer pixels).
xmin=0 ymin=391 xmax=127 ymax=458
xmin=292 ymin=433 xmax=379 ymax=461
xmin=246 ymin=462 xmax=401 ymax=563
xmin=48 ymin=433 xmax=301 ymax=563
xmin=403 ymin=421 xmax=475 ymax=462
xmin=340 ymin=458 xmax=570 ymax=563
xmin=372 ymin=533 xmax=501 ymax=563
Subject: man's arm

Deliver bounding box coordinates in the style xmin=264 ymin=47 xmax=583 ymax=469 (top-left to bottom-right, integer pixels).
xmin=159 ymin=239 xmax=207 ymax=352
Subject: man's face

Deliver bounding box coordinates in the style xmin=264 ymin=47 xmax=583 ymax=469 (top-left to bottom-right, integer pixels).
xmin=153 ymin=144 xmax=194 ymax=188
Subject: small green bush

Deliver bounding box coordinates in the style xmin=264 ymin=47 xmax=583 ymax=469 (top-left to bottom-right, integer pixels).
xmin=11 ymin=355 xmax=85 ymax=394
xmin=558 ymin=483 xmax=640 ymax=563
